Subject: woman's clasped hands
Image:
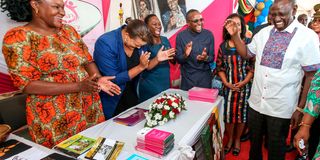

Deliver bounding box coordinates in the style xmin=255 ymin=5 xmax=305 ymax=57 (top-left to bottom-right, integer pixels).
xmin=78 ymin=73 xmax=121 ymax=96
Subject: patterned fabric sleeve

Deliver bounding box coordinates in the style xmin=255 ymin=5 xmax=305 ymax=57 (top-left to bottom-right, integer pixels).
xmin=304 ymin=69 xmax=320 ymax=118
xmin=64 ymin=25 xmax=93 ymax=63
xmin=216 ymin=45 xmax=226 ymax=72
xmin=2 ymin=28 xmax=42 ymax=90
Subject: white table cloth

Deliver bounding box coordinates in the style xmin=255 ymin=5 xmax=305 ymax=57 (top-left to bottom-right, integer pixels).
xmin=80 ymin=89 xmax=224 ymax=160
xmin=6 ymin=89 xmax=224 ymax=160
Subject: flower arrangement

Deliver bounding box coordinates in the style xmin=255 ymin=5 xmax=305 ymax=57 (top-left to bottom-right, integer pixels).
xmin=145 ymin=93 xmax=186 ymax=128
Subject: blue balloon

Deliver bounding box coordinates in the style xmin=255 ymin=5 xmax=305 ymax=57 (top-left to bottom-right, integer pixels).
xmin=261 ymin=8 xmax=269 ymax=16
xmin=257 ymin=15 xmax=265 ymax=22
xmin=264 ymin=0 xmax=273 ymax=7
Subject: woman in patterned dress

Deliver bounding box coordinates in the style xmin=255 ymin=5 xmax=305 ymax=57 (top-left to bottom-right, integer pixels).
xmin=1 ymin=0 xmax=120 ymax=148
xmin=294 ymin=69 xmax=320 ymax=160
xmin=216 ymin=13 xmax=254 ymax=156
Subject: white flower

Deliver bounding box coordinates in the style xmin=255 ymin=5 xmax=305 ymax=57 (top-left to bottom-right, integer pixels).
xmin=147 ymin=120 xmax=154 ymax=127
xmin=172 ymin=102 xmax=178 ymax=108
xmin=152 ymin=120 xmax=158 ymax=126
xmin=145 ymin=115 xmax=151 ymax=121
xmin=178 ymin=107 xmax=181 ymax=112
xmin=163 ymin=118 xmax=168 ymax=123
xmin=148 ymin=104 xmax=153 ymax=110
xmin=155 ymin=113 xmax=162 ymax=120
xmin=159 ymin=120 xmax=165 ymax=126
xmin=164 ymin=105 xmax=170 ymax=110
xmin=157 ymin=104 xmax=163 ymax=109
xmin=169 ymin=111 xmax=175 ymax=119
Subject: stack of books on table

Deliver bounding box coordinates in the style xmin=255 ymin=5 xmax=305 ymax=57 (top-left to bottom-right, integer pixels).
xmin=135 ymin=128 xmax=174 ymax=158
xmin=188 ymin=87 xmax=219 ymax=103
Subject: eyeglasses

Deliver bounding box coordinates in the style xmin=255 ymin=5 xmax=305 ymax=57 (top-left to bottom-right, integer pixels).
xmin=190 ymin=18 xmax=204 ymax=23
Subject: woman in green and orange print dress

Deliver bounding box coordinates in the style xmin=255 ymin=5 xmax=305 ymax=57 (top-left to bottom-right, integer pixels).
xmin=294 ymin=69 xmax=320 ymax=160
xmin=1 ymin=0 xmax=120 ymax=148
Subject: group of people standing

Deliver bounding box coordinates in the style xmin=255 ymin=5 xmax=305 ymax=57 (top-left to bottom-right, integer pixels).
xmin=1 ymin=0 xmax=320 ymax=160
xmin=0 ymin=0 xmax=212 ymax=149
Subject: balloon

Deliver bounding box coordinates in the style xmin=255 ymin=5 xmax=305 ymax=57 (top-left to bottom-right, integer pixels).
xmin=261 ymin=8 xmax=269 ymax=16
xmin=254 ymin=10 xmax=262 ymax=17
xmin=257 ymin=2 xmax=265 ymax=10
xmin=257 ymin=15 xmax=265 ymax=23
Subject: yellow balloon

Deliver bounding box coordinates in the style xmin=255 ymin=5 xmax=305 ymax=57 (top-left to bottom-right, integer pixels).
xmin=257 ymin=2 xmax=265 ymax=11
xmin=254 ymin=10 xmax=261 ymax=17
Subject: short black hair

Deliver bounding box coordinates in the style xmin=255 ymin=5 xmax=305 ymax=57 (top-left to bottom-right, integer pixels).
xmin=297 ymin=14 xmax=307 ymax=20
xmin=223 ymin=13 xmax=246 ymax=41
xmin=0 ymin=0 xmax=33 ymax=22
xmin=186 ymin=9 xmax=199 ymax=21
xmin=144 ymin=14 xmax=157 ymax=24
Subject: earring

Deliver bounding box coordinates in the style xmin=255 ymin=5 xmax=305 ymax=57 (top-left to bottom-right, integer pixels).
xmin=34 ymin=9 xmax=39 ymax=16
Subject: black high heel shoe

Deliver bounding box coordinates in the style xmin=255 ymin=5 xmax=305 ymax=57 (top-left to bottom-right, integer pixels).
xmin=224 ymin=145 xmax=232 ymax=154
xmin=232 ymin=148 xmax=240 ymax=156
xmin=240 ymin=132 xmax=250 ymax=142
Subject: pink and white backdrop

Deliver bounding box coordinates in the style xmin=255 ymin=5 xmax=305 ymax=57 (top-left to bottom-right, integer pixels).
xmin=0 ymin=0 xmax=236 ymax=94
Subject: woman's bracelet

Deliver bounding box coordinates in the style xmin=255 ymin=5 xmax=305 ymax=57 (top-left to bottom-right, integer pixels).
xmin=299 ymin=121 xmax=312 ymax=128
xmin=296 ymin=107 xmax=304 ymax=113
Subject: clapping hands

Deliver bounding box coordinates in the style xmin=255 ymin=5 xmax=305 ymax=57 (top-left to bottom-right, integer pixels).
xmin=139 ymin=51 xmax=151 ymax=69
xmin=184 ymin=41 xmax=192 ymax=58
xmin=196 ymin=48 xmax=208 ymax=61
xmin=157 ymin=46 xmax=175 ymax=62
xmin=78 ymin=74 xmax=100 ymax=92
xmin=97 ymin=76 xmax=121 ymax=96
xmin=78 ymin=74 xmax=121 ymax=96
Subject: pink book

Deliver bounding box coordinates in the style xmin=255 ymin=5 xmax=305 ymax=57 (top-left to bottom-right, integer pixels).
xmin=137 ymin=128 xmax=174 ymax=145
xmin=135 ymin=142 xmax=174 ymax=157
xmin=188 ymin=87 xmax=219 ymax=103
xmin=113 ymin=108 xmax=148 ymax=126
xmin=136 ymin=137 xmax=174 ymax=149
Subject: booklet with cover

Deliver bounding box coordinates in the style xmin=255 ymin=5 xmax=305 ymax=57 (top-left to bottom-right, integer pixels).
xmin=85 ymin=137 xmax=124 ymax=160
xmin=40 ymin=153 xmax=76 ymax=160
xmin=54 ymin=134 xmax=96 ymax=158
xmin=113 ymin=108 xmax=148 ymax=126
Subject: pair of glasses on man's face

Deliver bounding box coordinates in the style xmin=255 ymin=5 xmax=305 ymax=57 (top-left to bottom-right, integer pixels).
xmin=190 ymin=18 xmax=204 ymax=23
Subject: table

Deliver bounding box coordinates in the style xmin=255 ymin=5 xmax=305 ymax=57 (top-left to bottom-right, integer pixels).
xmin=80 ymin=89 xmax=224 ymax=160
xmin=6 ymin=89 xmax=224 ymax=160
